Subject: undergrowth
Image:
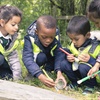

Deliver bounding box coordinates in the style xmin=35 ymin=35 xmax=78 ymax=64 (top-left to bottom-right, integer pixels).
xmin=16 ymin=37 xmax=100 ymax=100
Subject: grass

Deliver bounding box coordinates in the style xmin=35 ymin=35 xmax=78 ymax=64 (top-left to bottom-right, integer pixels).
xmin=16 ymin=39 xmax=100 ymax=100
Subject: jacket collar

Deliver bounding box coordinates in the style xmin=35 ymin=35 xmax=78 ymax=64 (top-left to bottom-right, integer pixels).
xmin=75 ymin=38 xmax=92 ymax=49
xmin=0 ymin=31 xmax=12 ymax=40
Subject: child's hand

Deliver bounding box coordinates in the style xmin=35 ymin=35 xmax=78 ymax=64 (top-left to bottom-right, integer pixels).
xmin=38 ymin=74 xmax=55 ymax=87
xmin=87 ymin=62 xmax=100 ymax=77
xmin=67 ymin=54 xmax=75 ymax=62
xmin=78 ymin=53 xmax=90 ymax=62
xmin=55 ymin=71 xmax=67 ymax=89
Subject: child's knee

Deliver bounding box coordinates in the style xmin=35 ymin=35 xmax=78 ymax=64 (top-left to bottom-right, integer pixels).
xmin=60 ymin=60 xmax=67 ymax=68
xmin=60 ymin=60 xmax=72 ymax=71
xmin=36 ymin=52 xmax=47 ymax=66
xmin=78 ymin=64 xmax=91 ymax=73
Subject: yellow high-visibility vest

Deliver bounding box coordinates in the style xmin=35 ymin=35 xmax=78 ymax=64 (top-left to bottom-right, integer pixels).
xmin=0 ymin=39 xmax=19 ymax=56
xmin=29 ymin=36 xmax=57 ymax=62
xmin=69 ymin=43 xmax=100 ymax=83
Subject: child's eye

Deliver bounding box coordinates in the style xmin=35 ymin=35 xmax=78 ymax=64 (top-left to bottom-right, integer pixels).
xmin=75 ymin=38 xmax=79 ymax=41
xmin=51 ymin=37 xmax=54 ymax=39
xmin=12 ymin=24 xmax=16 ymax=26
xmin=42 ymin=36 xmax=47 ymax=39
xmin=11 ymin=24 xmax=20 ymax=27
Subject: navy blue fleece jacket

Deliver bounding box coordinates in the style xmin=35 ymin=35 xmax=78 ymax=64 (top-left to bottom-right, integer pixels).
xmin=22 ymin=21 xmax=65 ymax=77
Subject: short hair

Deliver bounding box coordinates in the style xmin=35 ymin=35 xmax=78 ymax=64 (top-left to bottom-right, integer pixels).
xmin=87 ymin=0 xmax=100 ymax=18
xmin=0 ymin=5 xmax=22 ymax=23
xmin=36 ymin=15 xmax=56 ymax=30
xmin=66 ymin=16 xmax=90 ymax=36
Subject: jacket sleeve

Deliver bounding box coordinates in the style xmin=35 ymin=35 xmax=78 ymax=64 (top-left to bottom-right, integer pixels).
xmin=22 ymin=35 xmax=42 ymax=77
xmin=7 ymin=50 xmax=22 ymax=80
xmin=53 ymin=41 xmax=65 ymax=72
xmin=87 ymin=56 xmax=96 ymax=66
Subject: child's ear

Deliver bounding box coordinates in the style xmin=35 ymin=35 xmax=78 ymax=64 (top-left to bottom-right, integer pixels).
xmin=86 ymin=32 xmax=91 ymax=38
xmin=0 ymin=19 xmax=5 ymax=27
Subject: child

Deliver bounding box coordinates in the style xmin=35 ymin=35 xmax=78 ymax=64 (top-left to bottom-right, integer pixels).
xmin=0 ymin=5 xmax=22 ymax=80
xmin=87 ymin=0 xmax=100 ymax=77
xmin=61 ymin=16 xmax=100 ymax=94
xmin=22 ymin=15 xmax=66 ymax=87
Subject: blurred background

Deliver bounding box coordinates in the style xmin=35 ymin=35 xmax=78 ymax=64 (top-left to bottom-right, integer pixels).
xmin=0 ymin=0 xmax=96 ymax=46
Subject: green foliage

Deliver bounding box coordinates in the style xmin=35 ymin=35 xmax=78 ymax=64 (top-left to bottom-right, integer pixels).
xmin=1 ymin=0 xmax=100 ymax=99
xmin=0 ymin=0 xmax=51 ymax=37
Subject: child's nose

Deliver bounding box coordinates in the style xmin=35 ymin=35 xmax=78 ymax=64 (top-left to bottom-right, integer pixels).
xmin=15 ymin=25 xmax=19 ymax=30
xmin=46 ymin=38 xmax=51 ymax=43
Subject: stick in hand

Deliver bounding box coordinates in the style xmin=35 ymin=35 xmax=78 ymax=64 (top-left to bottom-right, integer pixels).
xmin=59 ymin=48 xmax=79 ymax=62
xmin=77 ymin=70 xmax=100 ymax=84
xmin=59 ymin=48 xmax=70 ymax=55
xmin=42 ymin=69 xmax=52 ymax=80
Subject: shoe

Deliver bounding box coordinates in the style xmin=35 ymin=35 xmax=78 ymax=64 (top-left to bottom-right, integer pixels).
xmin=82 ymin=87 xmax=94 ymax=95
xmin=65 ymin=83 xmax=78 ymax=90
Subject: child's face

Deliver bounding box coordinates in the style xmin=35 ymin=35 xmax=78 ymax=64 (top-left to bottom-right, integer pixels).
xmin=36 ymin=24 xmax=56 ymax=47
xmin=1 ymin=16 xmax=21 ymax=36
xmin=90 ymin=17 xmax=100 ymax=28
xmin=67 ymin=32 xmax=90 ymax=48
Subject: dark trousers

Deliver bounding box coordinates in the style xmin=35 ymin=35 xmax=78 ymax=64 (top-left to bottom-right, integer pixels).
xmin=60 ymin=60 xmax=97 ymax=88
xmin=0 ymin=54 xmax=12 ymax=79
xmin=36 ymin=52 xmax=54 ymax=71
